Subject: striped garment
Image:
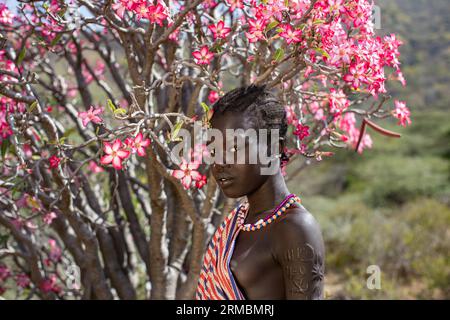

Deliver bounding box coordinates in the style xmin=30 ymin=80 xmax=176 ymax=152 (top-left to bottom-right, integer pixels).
xmin=195 ymin=201 xmax=249 ymax=300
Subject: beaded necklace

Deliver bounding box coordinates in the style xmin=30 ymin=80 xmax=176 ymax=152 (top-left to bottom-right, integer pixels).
xmin=237 ymin=194 xmax=301 ymax=232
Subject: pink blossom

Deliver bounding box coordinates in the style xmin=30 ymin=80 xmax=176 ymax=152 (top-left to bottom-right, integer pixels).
xmin=208 ymin=91 xmax=219 ymax=104
xmin=48 ymin=239 xmax=62 ymax=263
xmin=147 ymin=4 xmax=168 ymax=26
xmin=245 ymin=18 xmax=266 ymax=43
xmin=124 ymin=132 xmax=151 ymax=157
xmin=202 ymin=0 xmax=218 ymax=10
xmin=293 ymin=123 xmax=310 ymax=140
xmin=172 ymin=159 xmax=203 ymax=190
xmin=100 ymin=139 xmax=131 ymax=170
xmin=0 ymin=4 xmax=14 ymax=25
xmin=393 ymin=100 xmax=411 ymax=127
xmin=94 ymin=60 xmax=105 ymax=79
xmin=343 ymin=60 xmax=368 ymax=90
xmin=226 ymin=0 xmax=244 ymax=12
xmin=43 ymin=211 xmax=57 ymax=225
xmin=285 ymin=105 xmax=298 ymax=125
xmin=78 ymin=106 xmax=103 ymax=127
xmin=0 ymin=265 xmax=10 ymax=281
xmin=195 ymin=175 xmax=207 ymax=189
xmin=0 ymin=121 xmax=12 ymax=139
xmin=88 ymin=160 xmax=104 ymax=173
xmin=208 ymin=20 xmax=231 ymax=40
xmin=49 ymin=155 xmax=61 ymax=168
xmin=279 ymin=24 xmax=303 ymax=45
xmin=40 ymin=274 xmax=61 ymax=294
xmin=328 ymin=88 xmax=349 ymax=116
xmin=15 ymin=273 xmax=30 ymax=288
xmin=192 ymin=46 xmax=214 ymax=65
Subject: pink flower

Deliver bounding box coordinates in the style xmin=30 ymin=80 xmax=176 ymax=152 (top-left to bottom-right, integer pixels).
xmin=147 ymin=4 xmax=168 ymax=26
xmin=100 ymin=139 xmax=131 ymax=170
xmin=40 ymin=274 xmax=61 ymax=294
xmin=393 ymin=100 xmax=411 ymax=127
xmin=49 ymin=155 xmax=61 ymax=168
xmin=208 ymin=20 xmax=231 ymax=40
xmin=43 ymin=211 xmax=57 ymax=225
xmin=192 ymin=46 xmax=214 ymax=65
xmin=15 ymin=273 xmax=30 ymax=288
xmin=88 ymin=160 xmax=104 ymax=173
xmin=124 ymin=132 xmax=151 ymax=157
xmin=328 ymin=88 xmax=349 ymax=115
xmin=135 ymin=3 xmax=149 ymax=20
xmin=94 ymin=60 xmax=105 ymax=79
xmin=0 ymin=265 xmax=10 ymax=281
xmin=293 ymin=123 xmax=310 ymax=140
xmin=0 ymin=121 xmax=12 ymax=139
xmin=208 ymin=91 xmax=219 ymax=104
xmin=245 ymin=18 xmax=266 ymax=43
xmin=343 ymin=60 xmax=368 ymax=90
xmin=48 ymin=239 xmax=62 ymax=263
xmin=226 ymin=0 xmax=244 ymax=12
xmin=279 ymin=24 xmax=303 ymax=45
xmin=285 ymin=105 xmax=298 ymax=125
xmin=195 ymin=175 xmax=207 ymax=189
xmin=78 ymin=106 xmax=103 ymax=127
xmin=172 ymin=159 xmax=203 ymax=190
xmin=0 ymin=4 xmax=13 ymax=25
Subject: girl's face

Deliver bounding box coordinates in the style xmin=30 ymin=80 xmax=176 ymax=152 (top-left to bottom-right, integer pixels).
xmin=209 ymin=112 xmax=276 ymax=198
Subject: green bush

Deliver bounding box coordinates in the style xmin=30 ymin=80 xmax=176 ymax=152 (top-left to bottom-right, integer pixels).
xmin=310 ymin=196 xmax=450 ymax=299
xmin=348 ymin=156 xmax=448 ymax=206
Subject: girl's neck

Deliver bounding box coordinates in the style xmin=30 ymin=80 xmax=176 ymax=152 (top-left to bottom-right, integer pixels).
xmin=245 ymin=169 xmax=291 ymax=221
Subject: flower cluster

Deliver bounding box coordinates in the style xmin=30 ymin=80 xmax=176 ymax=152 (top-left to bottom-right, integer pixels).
xmin=100 ymin=133 xmax=151 ymax=170
xmin=112 ymin=0 xmax=171 ymax=26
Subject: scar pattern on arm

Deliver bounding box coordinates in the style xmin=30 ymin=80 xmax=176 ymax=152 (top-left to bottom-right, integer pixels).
xmin=281 ymin=243 xmax=324 ymax=299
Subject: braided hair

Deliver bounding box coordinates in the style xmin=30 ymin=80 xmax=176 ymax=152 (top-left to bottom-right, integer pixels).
xmin=210 ymin=84 xmax=290 ymax=165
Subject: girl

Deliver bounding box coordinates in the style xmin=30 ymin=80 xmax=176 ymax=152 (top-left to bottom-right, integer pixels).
xmin=195 ymin=85 xmax=325 ymax=300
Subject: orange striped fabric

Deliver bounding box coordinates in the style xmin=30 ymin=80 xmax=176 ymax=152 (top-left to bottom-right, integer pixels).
xmin=195 ymin=201 xmax=249 ymax=300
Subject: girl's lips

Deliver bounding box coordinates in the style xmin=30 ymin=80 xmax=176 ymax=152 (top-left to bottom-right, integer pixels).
xmin=217 ymin=177 xmax=234 ymax=188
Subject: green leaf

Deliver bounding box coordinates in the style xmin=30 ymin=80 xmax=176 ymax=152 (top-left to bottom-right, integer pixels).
xmin=274 ymin=48 xmax=285 ymax=62
xmin=107 ymin=99 xmax=117 ymax=113
xmin=201 ymin=102 xmax=210 ymax=113
xmin=58 ymin=7 xmax=67 ymax=18
xmin=16 ymin=46 xmax=26 ymax=65
xmin=312 ymin=47 xmax=330 ymax=59
xmin=50 ymin=33 xmax=63 ymax=46
xmin=114 ymin=108 xmax=127 ymax=116
xmin=28 ymin=100 xmax=38 ymax=113
xmin=265 ymin=21 xmax=279 ymax=32
xmin=171 ymin=120 xmax=184 ymax=142
xmin=59 ymin=127 xmax=76 ymax=144
xmin=0 ymin=234 xmax=9 ymax=247
xmin=1 ymin=138 xmax=10 ymax=160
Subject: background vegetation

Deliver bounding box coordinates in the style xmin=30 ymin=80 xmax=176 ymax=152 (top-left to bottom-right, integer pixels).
xmin=286 ymin=0 xmax=450 ymax=299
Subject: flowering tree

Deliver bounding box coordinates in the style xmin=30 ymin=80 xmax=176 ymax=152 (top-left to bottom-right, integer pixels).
xmin=0 ymin=0 xmax=409 ymax=299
